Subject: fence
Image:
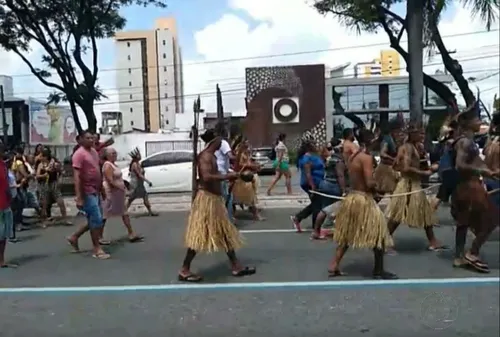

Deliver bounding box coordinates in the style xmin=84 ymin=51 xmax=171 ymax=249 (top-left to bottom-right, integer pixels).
xmin=145 ymin=140 xmax=204 ymax=157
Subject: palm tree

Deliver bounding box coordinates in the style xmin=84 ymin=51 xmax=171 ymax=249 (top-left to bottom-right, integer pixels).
xmin=424 ymin=0 xmax=499 ymax=107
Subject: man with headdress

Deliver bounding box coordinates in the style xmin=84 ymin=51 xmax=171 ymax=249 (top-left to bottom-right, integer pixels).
xmin=384 ymin=122 xmax=448 ymax=252
xmin=328 ymin=128 xmax=396 ymax=279
xmin=452 ymin=106 xmax=499 ymax=272
xmin=178 ymin=129 xmax=256 ymax=282
xmin=373 ymin=119 xmax=402 ymax=195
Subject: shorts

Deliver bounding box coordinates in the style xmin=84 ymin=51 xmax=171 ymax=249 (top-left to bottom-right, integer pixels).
xmin=0 ymin=208 xmax=14 ymax=240
xmin=82 ymin=194 xmax=104 ymax=229
xmin=273 ymin=160 xmax=289 ymax=171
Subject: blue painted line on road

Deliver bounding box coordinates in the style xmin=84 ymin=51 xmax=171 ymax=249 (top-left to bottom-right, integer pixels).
xmin=0 ymin=277 xmax=498 ymax=294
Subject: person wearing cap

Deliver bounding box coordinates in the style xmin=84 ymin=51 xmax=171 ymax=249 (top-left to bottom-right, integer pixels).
xmin=451 ymin=106 xmax=499 ymax=272
xmin=384 ymin=122 xmax=448 ymax=253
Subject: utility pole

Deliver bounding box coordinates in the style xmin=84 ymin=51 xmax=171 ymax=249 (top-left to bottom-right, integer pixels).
xmin=0 ymin=85 xmax=7 ymax=144
xmin=191 ymin=95 xmax=203 ymax=202
xmin=407 ymin=0 xmax=424 ymax=125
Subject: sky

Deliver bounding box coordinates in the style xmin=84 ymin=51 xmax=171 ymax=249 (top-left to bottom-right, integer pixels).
xmin=0 ymin=0 xmax=499 ymax=130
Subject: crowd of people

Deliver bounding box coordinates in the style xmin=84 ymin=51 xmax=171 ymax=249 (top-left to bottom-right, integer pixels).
xmin=178 ymin=106 xmax=499 ymax=282
xmin=0 ymin=130 xmax=158 ymax=266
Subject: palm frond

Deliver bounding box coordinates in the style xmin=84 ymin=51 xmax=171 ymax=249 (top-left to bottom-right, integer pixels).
xmin=460 ymin=0 xmax=499 ymax=30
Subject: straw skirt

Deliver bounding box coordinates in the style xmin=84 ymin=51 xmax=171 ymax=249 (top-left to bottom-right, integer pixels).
xmin=184 ymin=189 xmax=243 ymax=253
xmin=333 ymin=191 xmax=393 ymax=249
xmin=373 ymin=163 xmax=399 ymax=194
xmin=384 ymin=177 xmax=435 ymax=228
xmin=232 ymin=178 xmax=257 ymax=206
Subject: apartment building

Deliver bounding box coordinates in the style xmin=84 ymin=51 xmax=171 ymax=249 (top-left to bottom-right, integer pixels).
xmin=115 ymin=17 xmax=184 ymax=132
xmin=354 ymin=50 xmax=401 ymax=78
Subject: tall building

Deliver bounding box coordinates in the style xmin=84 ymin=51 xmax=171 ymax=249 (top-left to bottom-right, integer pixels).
xmin=354 ymin=50 xmax=401 ymax=78
xmin=0 ymin=75 xmax=14 ymax=97
xmin=114 ymin=17 xmax=184 ymax=133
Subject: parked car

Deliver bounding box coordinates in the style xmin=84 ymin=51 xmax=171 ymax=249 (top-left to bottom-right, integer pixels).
xmin=251 ymin=147 xmax=275 ymax=175
xmin=121 ymin=150 xmax=194 ymax=193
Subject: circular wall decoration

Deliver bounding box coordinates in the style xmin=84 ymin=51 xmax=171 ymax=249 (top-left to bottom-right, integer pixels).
xmin=273 ymin=98 xmax=298 ymax=123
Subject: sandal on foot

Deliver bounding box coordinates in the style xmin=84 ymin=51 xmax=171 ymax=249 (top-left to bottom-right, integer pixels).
xmin=1 ymin=263 xmax=19 ymax=268
xmin=92 ymin=252 xmax=111 ymax=260
xmin=328 ymin=269 xmax=347 ymax=278
xmin=178 ymin=273 xmax=203 ymax=282
xmin=149 ymin=213 xmax=159 ymax=217
xmin=310 ymin=233 xmax=327 ymax=241
xmin=66 ymin=237 xmax=80 ymax=253
xmin=128 ymin=235 xmax=144 ymax=243
xmin=464 ymin=255 xmax=490 ymax=273
xmin=99 ymin=239 xmax=111 ymax=245
xmin=427 ymin=245 xmax=450 ymax=252
xmin=232 ymin=266 xmax=256 ymax=277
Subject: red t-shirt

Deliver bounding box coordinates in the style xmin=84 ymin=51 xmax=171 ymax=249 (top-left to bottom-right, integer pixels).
xmin=72 ymin=147 xmax=102 ymax=195
xmin=0 ymin=162 xmax=11 ymax=210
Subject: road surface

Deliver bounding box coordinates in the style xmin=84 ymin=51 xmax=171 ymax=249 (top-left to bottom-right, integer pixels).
xmin=1 ymin=208 xmax=498 ymax=337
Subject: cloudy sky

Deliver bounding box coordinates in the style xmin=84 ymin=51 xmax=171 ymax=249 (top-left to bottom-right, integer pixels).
xmin=1 ymin=0 xmax=498 ymax=129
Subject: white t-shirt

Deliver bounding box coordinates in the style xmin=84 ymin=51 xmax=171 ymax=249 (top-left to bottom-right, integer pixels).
xmin=215 ymin=139 xmax=232 ymax=174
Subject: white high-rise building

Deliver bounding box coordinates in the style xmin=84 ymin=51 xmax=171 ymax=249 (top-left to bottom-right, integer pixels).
xmin=114 ymin=17 xmax=184 ymax=132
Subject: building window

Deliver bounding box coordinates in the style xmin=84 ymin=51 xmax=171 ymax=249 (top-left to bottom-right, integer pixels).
xmin=128 ymin=68 xmax=131 ymax=74
xmin=127 ymin=42 xmax=130 ymax=47
xmin=130 ymin=107 xmax=133 ymax=113
xmin=128 ymin=81 xmax=132 ymax=86
xmin=129 ymin=94 xmax=133 ymax=99
xmin=162 ymin=40 xmax=165 ymax=45
xmin=164 ymin=93 xmax=168 ymax=98
xmin=131 ymin=121 xmax=134 ymax=126
xmin=163 ymin=53 xmax=166 ymax=59
xmin=163 ymin=66 xmax=167 ymax=72
xmin=165 ymin=105 xmax=168 ymax=111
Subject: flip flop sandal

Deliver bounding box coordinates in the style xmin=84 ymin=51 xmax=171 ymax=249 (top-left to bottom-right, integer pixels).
xmin=66 ymin=237 xmax=80 ymax=253
xmin=464 ymin=256 xmax=490 ymax=273
xmin=128 ymin=235 xmax=144 ymax=243
xmin=328 ymin=270 xmax=347 ymax=278
xmin=149 ymin=213 xmax=159 ymax=217
xmin=92 ymin=253 xmax=111 ymax=260
xmin=1 ymin=263 xmax=19 ymax=268
xmin=427 ymin=245 xmax=450 ymax=252
xmin=310 ymin=234 xmax=327 ymax=241
xmin=232 ymin=266 xmax=256 ymax=277
xmin=178 ymin=273 xmax=203 ymax=282
xmin=99 ymin=240 xmax=111 ymax=245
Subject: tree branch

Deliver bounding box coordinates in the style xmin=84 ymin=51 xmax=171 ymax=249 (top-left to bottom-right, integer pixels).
xmin=11 ymin=48 xmax=64 ymax=91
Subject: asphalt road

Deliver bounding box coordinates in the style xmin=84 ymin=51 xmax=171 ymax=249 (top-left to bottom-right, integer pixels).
xmin=1 ymin=207 xmax=498 ymax=337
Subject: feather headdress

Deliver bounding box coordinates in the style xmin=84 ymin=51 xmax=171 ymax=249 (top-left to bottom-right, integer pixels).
xmin=128 ymin=147 xmax=140 ymax=159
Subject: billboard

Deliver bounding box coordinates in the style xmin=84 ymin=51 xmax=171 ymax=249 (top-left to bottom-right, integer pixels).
xmin=29 ymin=100 xmax=77 ymax=144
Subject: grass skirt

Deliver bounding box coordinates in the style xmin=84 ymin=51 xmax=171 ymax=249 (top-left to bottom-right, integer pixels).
xmin=232 ymin=178 xmax=257 ymax=206
xmin=373 ymin=163 xmax=399 ymax=194
xmin=184 ymin=189 xmax=243 ymax=253
xmin=384 ymin=177 xmax=435 ymax=228
xmin=333 ymin=191 xmax=393 ymax=249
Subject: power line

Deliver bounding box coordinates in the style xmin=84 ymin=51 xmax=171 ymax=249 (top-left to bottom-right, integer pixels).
xmin=12 ymin=54 xmax=500 ymax=97
xmin=7 ymin=29 xmax=499 ymax=78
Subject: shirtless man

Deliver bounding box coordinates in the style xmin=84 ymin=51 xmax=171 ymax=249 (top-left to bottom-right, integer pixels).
xmin=179 ymin=130 xmax=256 ymax=282
xmin=385 ymin=125 xmax=447 ymax=252
xmin=329 ymin=129 xmax=397 ymax=280
xmin=341 ymin=128 xmax=358 ymax=164
xmin=484 ymin=112 xmax=500 ymax=209
xmin=452 ymin=109 xmax=500 ymax=272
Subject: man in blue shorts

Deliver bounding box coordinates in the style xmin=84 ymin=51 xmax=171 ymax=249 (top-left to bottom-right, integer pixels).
xmin=66 ymin=130 xmax=110 ymax=259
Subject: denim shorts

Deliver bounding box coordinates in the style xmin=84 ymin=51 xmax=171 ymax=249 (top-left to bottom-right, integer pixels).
xmin=82 ymin=194 xmax=104 ymax=229
xmin=0 ymin=208 xmax=14 ymax=240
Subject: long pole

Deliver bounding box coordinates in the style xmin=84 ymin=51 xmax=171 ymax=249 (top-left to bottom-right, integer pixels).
xmin=407 ymin=0 xmax=424 ymax=125
xmin=0 ymin=85 xmax=7 ymax=144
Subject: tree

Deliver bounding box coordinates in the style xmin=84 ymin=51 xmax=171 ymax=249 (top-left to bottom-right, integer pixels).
xmin=494 ymin=94 xmax=500 ymax=113
xmin=313 ymin=0 xmax=497 ymax=111
xmin=0 ymin=0 xmax=166 ymax=133
xmin=423 ymin=0 xmax=498 ymax=107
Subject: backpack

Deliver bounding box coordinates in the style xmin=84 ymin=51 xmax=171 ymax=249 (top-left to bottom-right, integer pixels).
xmin=269 ymin=148 xmax=276 ymax=161
xmin=439 ymin=136 xmax=467 ymax=190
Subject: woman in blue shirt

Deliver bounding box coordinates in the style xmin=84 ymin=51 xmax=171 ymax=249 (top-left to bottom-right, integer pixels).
xmin=290 ymin=141 xmax=325 ymax=232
